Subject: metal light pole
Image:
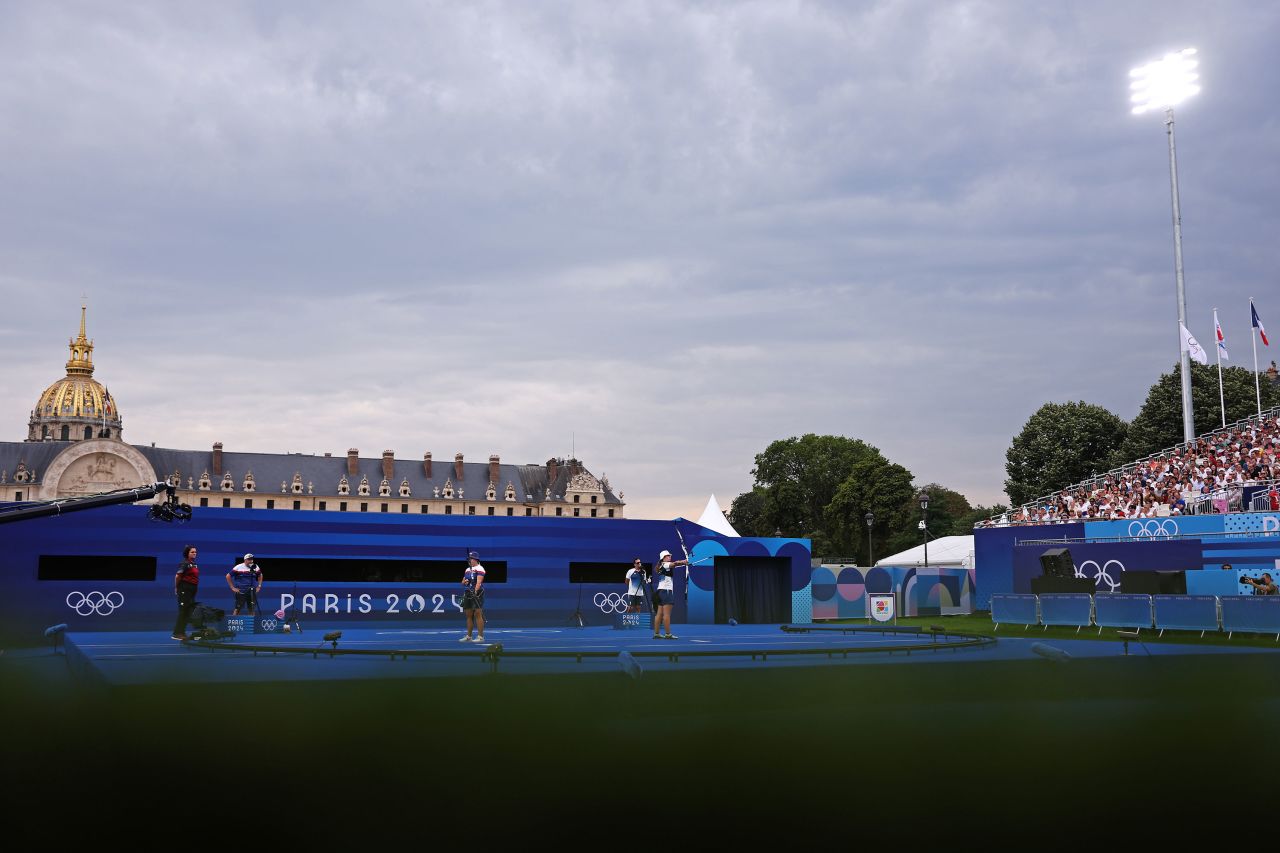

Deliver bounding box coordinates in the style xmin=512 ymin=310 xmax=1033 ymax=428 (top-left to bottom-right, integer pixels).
xmin=864 ymin=511 xmax=875 ymax=568
xmin=917 ymin=491 xmax=930 ymax=568
xmin=1131 ymin=48 xmax=1201 ymax=445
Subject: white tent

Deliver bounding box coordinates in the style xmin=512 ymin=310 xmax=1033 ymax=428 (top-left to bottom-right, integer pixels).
xmin=875 ymin=535 xmax=974 ymax=569
xmin=695 ymin=494 xmax=739 ymax=537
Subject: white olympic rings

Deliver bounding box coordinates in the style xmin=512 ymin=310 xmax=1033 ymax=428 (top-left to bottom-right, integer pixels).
xmin=1075 ymin=559 xmax=1125 ymax=592
xmin=261 ymin=619 xmax=278 ymax=630
xmin=1127 ymin=519 xmax=1179 ymax=539
xmin=594 ymin=592 xmax=629 ymax=614
xmin=65 ymin=590 xmax=124 ymax=616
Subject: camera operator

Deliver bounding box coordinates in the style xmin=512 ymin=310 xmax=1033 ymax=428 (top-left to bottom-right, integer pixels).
xmin=625 ymin=558 xmax=648 ymax=614
xmin=227 ymin=553 xmax=263 ymax=615
xmin=1241 ymin=572 xmax=1278 ymax=596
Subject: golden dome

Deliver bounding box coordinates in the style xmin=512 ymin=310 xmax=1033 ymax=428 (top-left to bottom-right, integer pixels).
xmin=27 ymin=305 xmax=122 ymax=442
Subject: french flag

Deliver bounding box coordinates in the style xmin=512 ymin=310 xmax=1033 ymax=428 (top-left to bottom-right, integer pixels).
xmin=1254 ymin=301 xmax=1270 ymax=346
xmin=1215 ymin=310 xmax=1228 ymax=360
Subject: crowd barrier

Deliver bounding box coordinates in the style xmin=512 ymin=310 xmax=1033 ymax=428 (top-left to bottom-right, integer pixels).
xmin=1152 ymin=595 xmax=1219 ymax=637
xmin=989 ymin=593 xmax=1280 ymax=639
xmin=1220 ymin=596 xmax=1280 ymax=640
xmin=990 ymin=594 xmax=1038 ymax=629
xmin=1038 ymin=594 xmax=1093 ymax=632
xmin=1093 ymin=594 xmax=1154 ymax=632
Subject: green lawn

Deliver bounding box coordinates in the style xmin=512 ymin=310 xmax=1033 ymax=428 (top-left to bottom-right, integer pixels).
xmin=824 ymin=611 xmax=1280 ymax=647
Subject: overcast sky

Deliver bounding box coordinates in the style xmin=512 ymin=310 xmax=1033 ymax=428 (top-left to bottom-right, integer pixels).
xmin=1 ymin=1 xmax=1277 ymax=519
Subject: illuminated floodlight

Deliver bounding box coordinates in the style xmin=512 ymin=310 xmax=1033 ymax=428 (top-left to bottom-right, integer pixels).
xmin=1130 ymin=48 xmax=1200 ymax=114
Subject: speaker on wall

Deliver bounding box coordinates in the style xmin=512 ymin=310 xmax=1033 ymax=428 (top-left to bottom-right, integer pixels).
xmin=1039 ymin=547 xmax=1075 ymax=579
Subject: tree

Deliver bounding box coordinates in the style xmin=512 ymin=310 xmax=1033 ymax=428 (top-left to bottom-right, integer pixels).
xmin=746 ymin=434 xmax=893 ymax=553
xmin=1117 ymin=363 xmax=1280 ymax=462
xmin=824 ymin=457 xmax=917 ymax=560
xmin=879 ymin=483 xmax=974 ymax=557
xmin=1004 ymin=401 xmax=1128 ymax=506
xmin=727 ymin=488 xmax=768 ymax=537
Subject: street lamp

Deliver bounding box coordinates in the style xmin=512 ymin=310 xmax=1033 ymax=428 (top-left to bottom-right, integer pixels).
xmin=917 ymin=491 xmax=930 ymax=568
xmin=1131 ymin=47 xmax=1201 ymax=445
xmin=864 ymin=511 xmax=875 ymax=568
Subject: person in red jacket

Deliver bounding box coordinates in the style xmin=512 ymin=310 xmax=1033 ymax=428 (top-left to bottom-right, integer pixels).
xmin=172 ymin=544 xmax=200 ymax=640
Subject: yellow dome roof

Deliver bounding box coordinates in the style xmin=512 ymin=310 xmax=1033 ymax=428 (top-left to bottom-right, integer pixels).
xmin=28 ymin=306 xmax=122 ymax=435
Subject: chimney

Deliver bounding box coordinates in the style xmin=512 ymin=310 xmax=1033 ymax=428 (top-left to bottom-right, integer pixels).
xmin=454 ymin=453 xmax=465 ymax=483
xmin=423 ymin=451 xmax=432 ymax=478
xmin=489 ymin=454 xmax=500 ymax=486
xmin=382 ymin=450 xmax=394 ymax=481
xmin=347 ymin=448 xmax=359 ymax=477
xmin=546 ymin=457 xmax=559 ymax=488
xmin=213 ymin=442 xmax=223 ymax=476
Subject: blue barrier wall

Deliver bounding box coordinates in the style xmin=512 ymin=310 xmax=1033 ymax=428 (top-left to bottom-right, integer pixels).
xmin=1152 ymin=596 xmax=1220 ymax=633
xmin=1012 ymin=540 xmax=1203 ymax=593
xmin=1094 ymin=594 xmax=1153 ymax=629
xmin=0 ymin=506 xmax=812 ymax=638
xmin=811 ymin=565 xmax=974 ymax=619
xmin=975 ymin=523 xmax=1083 ymax=610
xmin=990 ymin=594 xmax=1038 ymax=626
xmin=975 ymin=513 xmax=1280 ymax=611
xmin=1186 ymin=572 xmax=1240 ymax=597
xmin=1220 ymin=596 xmax=1280 ymax=636
xmin=1038 ymin=594 xmax=1092 ymax=628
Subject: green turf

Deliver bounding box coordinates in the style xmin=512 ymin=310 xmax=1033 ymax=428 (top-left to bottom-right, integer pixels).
xmin=825 ymin=612 xmax=1280 ymax=647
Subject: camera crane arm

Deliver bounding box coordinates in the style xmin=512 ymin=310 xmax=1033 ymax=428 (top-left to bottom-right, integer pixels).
xmin=0 ymin=481 xmax=189 ymax=525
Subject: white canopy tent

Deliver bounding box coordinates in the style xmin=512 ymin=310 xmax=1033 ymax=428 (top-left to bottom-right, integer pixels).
xmin=695 ymin=494 xmax=739 ymax=537
xmin=875 ymin=535 xmax=974 ymax=569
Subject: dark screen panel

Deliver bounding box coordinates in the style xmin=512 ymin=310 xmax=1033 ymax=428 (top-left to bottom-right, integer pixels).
xmin=569 ymin=562 xmax=647 ymax=584
xmin=38 ymin=555 xmax=158 ymax=581
xmin=257 ymin=558 xmax=507 ymax=583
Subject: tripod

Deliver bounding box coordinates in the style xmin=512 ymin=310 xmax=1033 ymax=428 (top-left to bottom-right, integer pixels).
xmin=565 ymin=580 xmax=587 ymax=628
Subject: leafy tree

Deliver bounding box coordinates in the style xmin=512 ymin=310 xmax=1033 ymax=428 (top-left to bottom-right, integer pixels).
xmin=746 ymin=434 xmax=893 ymax=553
xmin=1117 ymin=363 xmax=1280 ymax=462
xmin=824 ymin=457 xmax=917 ymax=561
xmin=957 ymin=502 xmax=1008 ymax=531
xmin=727 ymin=488 xmax=768 ymax=537
xmin=877 ymin=483 xmax=974 ymax=557
xmin=1004 ymin=401 xmax=1128 ymax=505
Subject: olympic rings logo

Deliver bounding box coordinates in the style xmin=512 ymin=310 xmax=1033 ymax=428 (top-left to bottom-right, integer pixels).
xmin=65 ymin=591 xmax=124 ymax=616
xmin=1127 ymin=519 xmax=1179 ymax=539
xmin=1075 ymin=560 xmax=1125 ymax=592
xmin=594 ymin=592 xmax=629 ymax=614
xmin=261 ymin=619 xmax=278 ymax=630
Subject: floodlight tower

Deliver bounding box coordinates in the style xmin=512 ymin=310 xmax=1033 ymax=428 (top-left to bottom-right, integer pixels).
xmin=1131 ymin=47 xmax=1201 ymax=445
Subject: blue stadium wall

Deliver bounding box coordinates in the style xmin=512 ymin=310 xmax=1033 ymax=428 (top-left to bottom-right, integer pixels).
xmin=0 ymin=505 xmax=812 ymax=639
xmin=974 ymin=512 xmax=1280 ymax=609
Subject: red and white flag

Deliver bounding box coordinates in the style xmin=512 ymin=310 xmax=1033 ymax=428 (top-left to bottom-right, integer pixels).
xmin=1215 ymin=310 xmax=1228 ymax=360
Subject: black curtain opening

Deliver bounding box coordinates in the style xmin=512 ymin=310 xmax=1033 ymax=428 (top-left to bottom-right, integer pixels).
xmin=714 ymin=556 xmax=790 ymax=624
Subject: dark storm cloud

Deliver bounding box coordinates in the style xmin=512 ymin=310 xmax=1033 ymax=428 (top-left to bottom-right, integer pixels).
xmin=1 ymin=1 xmax=1277 ymax=516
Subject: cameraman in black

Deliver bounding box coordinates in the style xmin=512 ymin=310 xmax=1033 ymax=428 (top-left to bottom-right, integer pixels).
xmin=1241 ymin=572 xmax=1278 ymax=596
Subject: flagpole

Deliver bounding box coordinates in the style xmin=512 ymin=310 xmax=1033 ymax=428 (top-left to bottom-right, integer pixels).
xmin=1252 ymin=298 xmax=1262 ymax=419
xmin=1215 ymin=308 xmax=1226 ymax=428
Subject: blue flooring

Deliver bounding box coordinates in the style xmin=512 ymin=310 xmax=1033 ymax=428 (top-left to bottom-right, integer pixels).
xmin=58 ymin=622 xmax=1280 ymax=687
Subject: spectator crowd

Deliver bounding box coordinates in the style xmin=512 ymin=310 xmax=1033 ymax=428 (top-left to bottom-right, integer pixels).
xmin=982 ymin=412 xmax=1280 ymax=527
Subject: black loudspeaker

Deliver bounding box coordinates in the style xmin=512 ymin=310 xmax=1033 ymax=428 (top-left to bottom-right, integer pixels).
xmin=1039 ymin=548 xmax=1075 ymax=579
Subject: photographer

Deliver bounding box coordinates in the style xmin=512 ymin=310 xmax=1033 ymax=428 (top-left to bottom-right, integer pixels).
xmin=624 ymin=558 xmax=648 ymax=614
xmin=226 ymin=553 xmax=263 ymax=616
xmin=1241 ymin=572 xmax=1278 ymax=596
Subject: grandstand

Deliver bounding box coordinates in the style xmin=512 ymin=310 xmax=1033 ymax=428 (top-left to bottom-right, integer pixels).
xmin=981 ymin=404 xmax=1280 ymax=527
